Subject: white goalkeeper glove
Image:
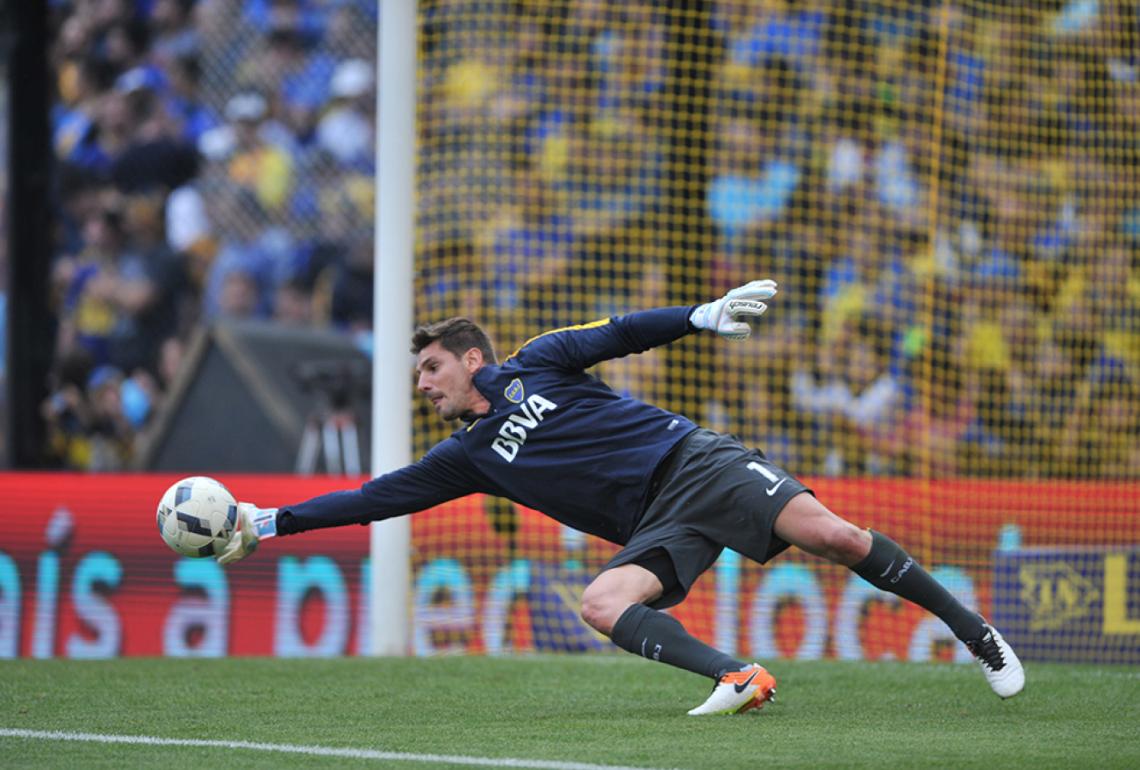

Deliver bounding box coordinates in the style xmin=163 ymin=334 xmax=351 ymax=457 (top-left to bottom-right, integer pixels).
xmin=689 ymin=279 xmax=778 ymax=340
xmin=217 ymin=503 xmax=279 ymax=566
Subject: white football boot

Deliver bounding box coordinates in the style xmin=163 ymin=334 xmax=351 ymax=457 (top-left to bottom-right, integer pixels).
xmin=965 ymin=621 xmax=1025 ymax=699
xmin=687 ymin=663 xmax=777 ymax=716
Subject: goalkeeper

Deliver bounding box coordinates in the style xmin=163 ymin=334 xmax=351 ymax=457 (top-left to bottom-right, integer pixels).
xmin=222 ymin=280 xmax=1024 ymax=714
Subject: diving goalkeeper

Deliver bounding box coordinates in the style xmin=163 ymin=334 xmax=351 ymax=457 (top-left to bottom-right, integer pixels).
xmin=220 ymin=280 xmax=1025 ymax=714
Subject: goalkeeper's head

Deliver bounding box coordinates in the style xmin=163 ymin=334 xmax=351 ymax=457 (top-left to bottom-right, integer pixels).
xmin=411 ymin=317 xmax=496 ymax=421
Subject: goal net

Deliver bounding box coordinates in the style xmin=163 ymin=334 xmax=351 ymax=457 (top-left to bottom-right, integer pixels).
xmin=408 ymin=0 xmax=1139 ymax=663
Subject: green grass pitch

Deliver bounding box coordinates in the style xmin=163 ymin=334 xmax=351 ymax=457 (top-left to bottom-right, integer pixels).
xmin=2 ymin=656 xmax=1138 ymax=769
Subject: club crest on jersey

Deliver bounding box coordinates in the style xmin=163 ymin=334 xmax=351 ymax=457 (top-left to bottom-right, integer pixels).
xmin=491 ymin=393 xmax=558 ymax=462
xmin=504 ymin=378 xmax=525 ymax=404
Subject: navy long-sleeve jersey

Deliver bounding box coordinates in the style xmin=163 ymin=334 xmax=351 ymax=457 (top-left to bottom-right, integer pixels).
xmin=282 ymin=306 xmax=700 ymax=545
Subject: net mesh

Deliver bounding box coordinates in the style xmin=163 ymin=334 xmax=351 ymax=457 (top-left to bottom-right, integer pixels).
xmin=192 ymin=0 xmax=377 ymax=312
xmin=409 ymin=0 xmax=1140 ymax=664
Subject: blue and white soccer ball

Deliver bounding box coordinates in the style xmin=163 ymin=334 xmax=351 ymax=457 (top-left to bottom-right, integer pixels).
xmin=156 ymin=476 xmax=237 ymax=558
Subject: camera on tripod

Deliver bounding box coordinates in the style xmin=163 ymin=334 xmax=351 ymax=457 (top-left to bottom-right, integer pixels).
xmin=291 ymin=359 xmax=371 ymax=475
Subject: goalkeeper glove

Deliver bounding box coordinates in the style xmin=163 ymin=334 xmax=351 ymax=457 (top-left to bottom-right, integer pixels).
xmin=217 ymin=503 xmax=279 ymax=566
xmin=689 ymin=280 xmax=778 ymax=340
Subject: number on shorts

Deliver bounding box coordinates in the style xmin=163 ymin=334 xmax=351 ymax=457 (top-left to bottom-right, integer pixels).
xmin=747 ymin=460 xmax=779 ymax=483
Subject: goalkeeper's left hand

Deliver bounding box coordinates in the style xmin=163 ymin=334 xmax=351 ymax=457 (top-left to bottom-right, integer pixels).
xmin=217 ymin=503 xmax=279 ymax=566
xmin=689 ymin=279 xmax=778 ymax=340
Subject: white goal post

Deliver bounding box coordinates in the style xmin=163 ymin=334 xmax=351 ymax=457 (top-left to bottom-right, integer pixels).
xmin=370 ymin=0 xmax=417 ymax=656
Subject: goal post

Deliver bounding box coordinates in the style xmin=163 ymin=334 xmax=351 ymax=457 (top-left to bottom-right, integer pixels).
xmin=370 ymin=0 xmax=418 ymax=657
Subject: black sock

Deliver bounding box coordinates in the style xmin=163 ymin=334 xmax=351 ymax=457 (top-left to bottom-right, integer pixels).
xmin=610 ymin=603 xmax=746 ymax=679
xmin=851 ymin=530 xmax=984 ymax=642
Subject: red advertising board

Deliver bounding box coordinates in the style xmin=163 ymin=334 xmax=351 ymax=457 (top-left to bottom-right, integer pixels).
xmin=3 ymin=474 xmax=369 ymax=658
xmin=0 ymin=473 xmax=1136 ymax=661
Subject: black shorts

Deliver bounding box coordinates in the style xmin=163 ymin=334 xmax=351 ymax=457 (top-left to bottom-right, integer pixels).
xmin=604 ymin=428 xmax=812 ymax=609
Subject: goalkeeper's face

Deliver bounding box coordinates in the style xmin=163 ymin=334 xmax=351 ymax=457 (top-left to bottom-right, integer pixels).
xmin=415 ymin=341 xmax=489 ymax=421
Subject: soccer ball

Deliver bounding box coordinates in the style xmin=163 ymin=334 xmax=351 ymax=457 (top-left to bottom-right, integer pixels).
xmin=156 ymin=476 xmax=237 ymax=558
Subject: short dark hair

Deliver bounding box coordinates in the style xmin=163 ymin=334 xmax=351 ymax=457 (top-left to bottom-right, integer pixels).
xmin=411 ymin=317 xmax=496 ymax=364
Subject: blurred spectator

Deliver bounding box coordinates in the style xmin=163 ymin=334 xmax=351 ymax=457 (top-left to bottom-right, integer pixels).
xmin=792 ymin=315 xmax=904 ymax=476
xmin=109 ymin=85 xmax=200 ymax=192
xmin=52 ymin=190 xmax=186 ymax=375
xmin=195 ymin=0 xmax=259 ymax=89
xmin=54 ymin=162 xmax=108 ymax=260
xmin=200 ymin=90 xmax=296 ymax=212
xmin=54 ymin=199 xmax=132 ymax=367
xmin=53 ymin=55 xmax=116 ymax=171
xmin=83 ymin=365 xmax=135 ymax=470
xmin=157 ymin=335 xmax=187 ymax=393
xmin=316 ymin=58 xmax=374 ymax=166
xmin=41 ymin=352 xmax=139 ymax=471
xmin=325 ymin=2 xmax=378 ymax=61
xmin=165 ymin=168 xmax=213 ymax=258
xmin=724 ymin=0 xmax=825 ymax=69
xmin=149 ymin=0 xmax=200 ymax=65
xmin=216 ymin=265 xmax=262 ymax=319
xmin=328 ymin=225 xmax=374 ymax=333
xmin=42 ymin=348 xmax=97 ymax=470
xmin=234 ymin=10 xmax=335 ymax=142
xmin=164 ymin=54 xmax=220 ymax=144
xmin=103 ymin=17 xmax=158 ymax=82
xmin=479 ymin=164 xmax=573 ymax=328
xmin=899 ymin=344 xmax=977 ymax=478
xmin=1060 ymin=358 xmax=1140 ymax=478
xmin=202 ymin=182 xmax=292 ymax=320
xmin=708 ymin=56 xmax=805 ymax=257
xmin=110 ymin=191 xmax=190 ymax=371
xmin=274 ymin=276 xmax=315 ymax=326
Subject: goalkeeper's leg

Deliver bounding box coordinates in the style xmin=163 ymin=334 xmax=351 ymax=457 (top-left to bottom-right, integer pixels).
xmin=774 ymin=493 xmax=1024 ymax=698
xmin=581 ymin=562 xmax=776 ymax=715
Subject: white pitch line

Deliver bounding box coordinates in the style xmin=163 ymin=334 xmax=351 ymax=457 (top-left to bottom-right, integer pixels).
xmin=0 ymin=728 xmax=683 ymax=770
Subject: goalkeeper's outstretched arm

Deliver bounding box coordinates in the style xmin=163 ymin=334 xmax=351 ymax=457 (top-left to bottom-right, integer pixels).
xmin=218 ymin=438 xmax=482 ymax=565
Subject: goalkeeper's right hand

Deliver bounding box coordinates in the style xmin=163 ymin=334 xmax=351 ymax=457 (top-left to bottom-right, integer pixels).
xmin=217 ymin=503 xmax=279 ymax=565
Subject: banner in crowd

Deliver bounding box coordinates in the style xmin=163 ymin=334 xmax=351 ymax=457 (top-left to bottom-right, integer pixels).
xmin=1 ymin=474 xmax=1136 ymax=662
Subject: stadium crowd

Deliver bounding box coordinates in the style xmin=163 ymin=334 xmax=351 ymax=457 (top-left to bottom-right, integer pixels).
xmin=39 ymin=0 xmax=1139 ymax=478
xmin=43 ymin=0 xmax=377 ymax=469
